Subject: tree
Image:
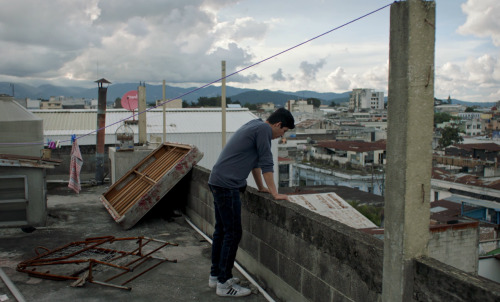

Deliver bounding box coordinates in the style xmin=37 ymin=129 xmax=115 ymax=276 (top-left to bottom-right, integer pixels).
xmin=194 ymin=96 xmax=232 ymax=107
xmin=329 ymin=100 xmax=337 ymax=107
xmin=113 ymin=97 xmax=123 ymax=108
xmin=243 ymin=103 xmax=257 ymax=110
xmin=306 ymin=98 xmax=322 ymax=108
xmin=434 ymin=112 xmax=452 ymax=125
xmin=439 ymin=126 xmax=463 ymax=149
xmin=182 ymin=100 xmax=190 ymax=108
xmin=465 ymin=106 xmax=475 ymax=112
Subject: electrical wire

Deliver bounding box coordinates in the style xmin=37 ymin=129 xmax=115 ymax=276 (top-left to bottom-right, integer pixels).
xmin=0 ymin=2 xmax=393 ymax=147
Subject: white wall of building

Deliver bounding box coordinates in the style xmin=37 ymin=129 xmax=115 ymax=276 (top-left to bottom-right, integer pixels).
xmin=349 ymin=89 xmax=384 ymax=111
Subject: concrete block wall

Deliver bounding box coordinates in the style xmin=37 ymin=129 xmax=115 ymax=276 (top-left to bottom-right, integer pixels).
xmin=185 ymin=166 xmax=500 ymax=301
xmin=414 ymin=257 xmax=500 ymax=302
xmin=186 ymin=166 xmax=383 ymax=301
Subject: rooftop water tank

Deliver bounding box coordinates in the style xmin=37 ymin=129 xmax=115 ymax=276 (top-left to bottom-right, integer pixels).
xmin=0 ymin=97 xmax=43 ymax=157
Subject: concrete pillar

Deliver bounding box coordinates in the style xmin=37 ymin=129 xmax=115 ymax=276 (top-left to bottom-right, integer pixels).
xmin=138 ymin=83 xmax=147 ymax=145
xmin=382 ymin=1 xmax=435 ymax=301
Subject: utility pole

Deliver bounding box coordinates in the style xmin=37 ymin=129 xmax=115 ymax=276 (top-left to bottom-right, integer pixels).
xmin=138 ymin=82 xmax=147 ymax=145
xmin=162 ymin=80 xmax=166 ymax=143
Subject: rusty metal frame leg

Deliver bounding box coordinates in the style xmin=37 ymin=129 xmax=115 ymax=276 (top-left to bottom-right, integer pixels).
xmin=17 ymin=236 xmax=177 ymax=290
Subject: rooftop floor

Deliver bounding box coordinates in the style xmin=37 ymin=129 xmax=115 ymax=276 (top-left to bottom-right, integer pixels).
xmin=0 ymin=184 xmax=269 ymax=302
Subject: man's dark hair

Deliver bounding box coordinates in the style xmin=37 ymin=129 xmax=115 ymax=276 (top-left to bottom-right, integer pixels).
xmin=267 ymin=108 xmax=295 ymax=129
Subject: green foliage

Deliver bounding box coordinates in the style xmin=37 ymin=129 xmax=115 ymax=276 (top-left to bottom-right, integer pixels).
xmin=439 ymin=126 xmax=463 ymax=148
xmin=347 ymin=201 xmax=383 ymax=226
xmin=113 ymin=97 xmax=123 ymax=108
xmin=243 ymin=102 xmax=258 ymax=110
xmin=194 ymin=96 xmax=233 ymax=107
xmin=434 ymin=112 xmax=452 ymax=125
xmin=306 ymin=98 xmax=322 ymax=108
xmin=329 ymin=100 xmax=337 ymax=107
xmin=465 ymin=106 xmax=475 ymax=112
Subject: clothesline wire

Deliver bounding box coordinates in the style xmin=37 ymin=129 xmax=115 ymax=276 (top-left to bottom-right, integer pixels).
xmin=1 ymin=2 xmax=393 ymax=147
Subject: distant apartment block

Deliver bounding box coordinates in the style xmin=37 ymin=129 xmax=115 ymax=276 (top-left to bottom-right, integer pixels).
xmin=434 ymin=104 xmax=464 ymax=113
xmin=259 ymin=102 xmax=275 ymax=111
xmin=458 ymin=112 xmax=482 ymax=120
xmin=285 ymin=99 xmax=314 ymax=113
xmin=26 ymin=98 xmax=40 ymax=109
xmin=349 ymin=88 xmax=384 ymax=111
xmin=38 ymin=96 xmax=88 ymax=109
xmin=155 ymin=98 xmax=182 ymax=108
xmin=464 ymin=119 xmax=484 ymax=136
xmin=40 ymin=98 xmax=62 ymax=109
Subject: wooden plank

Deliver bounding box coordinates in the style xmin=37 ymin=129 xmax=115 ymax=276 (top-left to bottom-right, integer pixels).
xmin=100 ymin=142 xmax=203 ymax=229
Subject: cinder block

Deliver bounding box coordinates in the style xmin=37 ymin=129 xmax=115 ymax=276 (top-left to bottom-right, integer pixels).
xmin=302 ymin=269 xmax=332 ymax=302
xmin=316 ymin=252 xmax=351 ymax=295
xmin=331 ymin=289 xmax=354 ymax=302
xmin=349 ymin=267 xmax=381 ymax=302
xmin=278 ymin=253 xmax=302 ymax=290
xmin=282 ymin=235 xmax=315 ymax=272
xmin=260 ymin=242 xmax=279 ymax=275
xmin=240 ymin=231 xmax=259 ymax=260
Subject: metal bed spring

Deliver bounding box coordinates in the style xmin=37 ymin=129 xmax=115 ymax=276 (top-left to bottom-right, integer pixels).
xmin=17 ymin=236 xmax=178 ymax=290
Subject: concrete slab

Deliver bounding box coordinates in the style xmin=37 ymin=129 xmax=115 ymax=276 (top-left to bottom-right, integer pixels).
xmin=0 ymin=184 xmax=269 ymax=302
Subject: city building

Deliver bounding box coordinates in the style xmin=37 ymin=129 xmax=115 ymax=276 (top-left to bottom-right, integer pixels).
xmin=155 ymin=98 xmax=182 ymax=108
xmin=348 ymin=88 xmax=384 ymax=111
xmin=259 ymin=102 xmax=275 ymax=111
xmin=285 ymin=99 xmax=314 ymax=113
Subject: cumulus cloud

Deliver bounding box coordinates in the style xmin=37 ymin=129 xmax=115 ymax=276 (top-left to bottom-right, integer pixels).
xmin=436 ymin=54 xmax=500 ymax=102
xmin=299 ymin=59 xmax=326 ymax=85
xmin=271 ymin=68 xmax=293 ymax=82
xmin=0 ymin=0 xmax=497 ymax=104
xmin=458 ymin=0 xmax=500 ymax=46
xmin=325 ymin=67 xmax=351 ymax=91
xmin=0 ymin=0 xmax=261 ymax=87
xmin=432 ymin=0 xmax=500 ymax=102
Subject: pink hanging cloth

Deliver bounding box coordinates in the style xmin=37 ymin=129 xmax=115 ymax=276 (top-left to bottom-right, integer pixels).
xmin=68 ymin=139 xmax=83 ymax=193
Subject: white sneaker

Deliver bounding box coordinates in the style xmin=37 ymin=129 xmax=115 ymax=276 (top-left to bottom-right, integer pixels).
xmin=216 ymin=280 xmax=251 ymax=297
xmin=208 ymin=275 xmax=240 ymax=288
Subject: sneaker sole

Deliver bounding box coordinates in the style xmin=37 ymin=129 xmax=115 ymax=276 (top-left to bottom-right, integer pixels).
xmin=216 ymin=290 xmax=251 ymax=297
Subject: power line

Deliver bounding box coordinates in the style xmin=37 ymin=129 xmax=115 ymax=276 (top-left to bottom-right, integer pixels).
xmin=0 ymin=2 xmax=393 ymax=146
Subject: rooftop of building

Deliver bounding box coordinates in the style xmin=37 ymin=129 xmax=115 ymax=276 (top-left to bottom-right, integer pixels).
xmin=0 ymin=184 xmax=269 ymax=302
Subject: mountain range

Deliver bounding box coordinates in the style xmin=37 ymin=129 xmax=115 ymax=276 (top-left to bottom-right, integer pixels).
xmin=0 ymin=82 xmax=494 ymax=107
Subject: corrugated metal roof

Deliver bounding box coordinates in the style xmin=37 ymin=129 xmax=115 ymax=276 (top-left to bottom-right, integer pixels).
xmin=288 ymin=193 xmax=377 ymax=229
xmin=444 ymin=194 xmax=500 ymax=210
xmin=32 ymin=108 xmax=257 ymax=137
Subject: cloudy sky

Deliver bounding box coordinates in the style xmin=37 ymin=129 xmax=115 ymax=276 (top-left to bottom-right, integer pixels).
xmin=0 ymin=0 xmax=498 ymax=102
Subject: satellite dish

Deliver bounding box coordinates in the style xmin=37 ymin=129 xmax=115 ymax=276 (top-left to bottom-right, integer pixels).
xmin=121 ymin=90 xmax=138 ymax=111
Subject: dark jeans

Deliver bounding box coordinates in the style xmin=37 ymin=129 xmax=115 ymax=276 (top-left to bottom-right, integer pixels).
xmin=209 ymin=184 xmax=243 ymax=284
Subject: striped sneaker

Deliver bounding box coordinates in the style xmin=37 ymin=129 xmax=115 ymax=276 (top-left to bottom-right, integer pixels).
xmin=216 ymin=280 xmax=251 ymax=297
xmin=209 ymin=276 xmax=240 ymax=288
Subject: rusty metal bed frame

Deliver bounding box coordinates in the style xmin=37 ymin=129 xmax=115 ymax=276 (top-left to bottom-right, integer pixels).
xmin=17 ymin=236 xmax=177 ymax=290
